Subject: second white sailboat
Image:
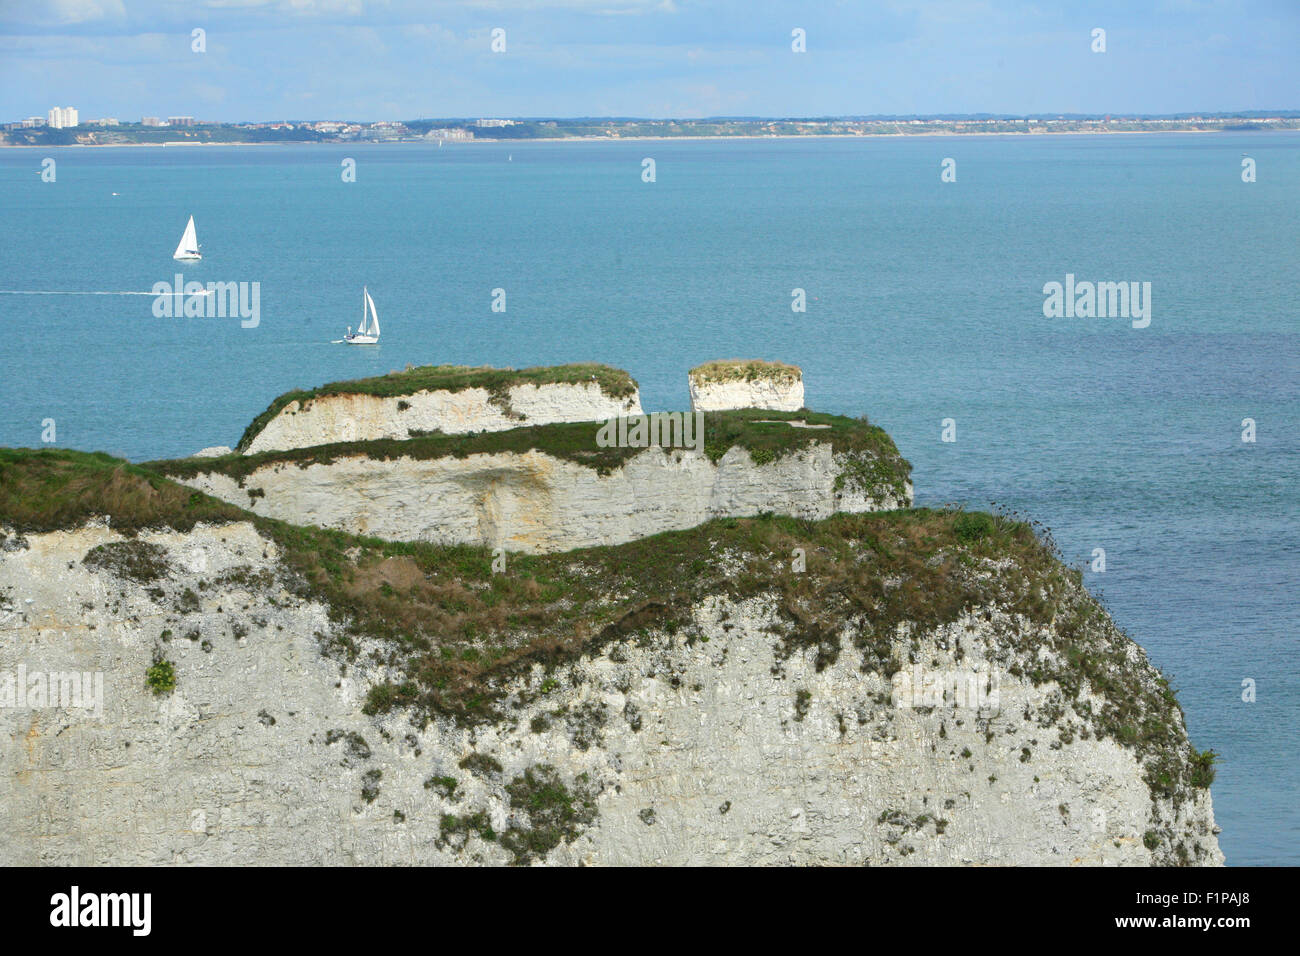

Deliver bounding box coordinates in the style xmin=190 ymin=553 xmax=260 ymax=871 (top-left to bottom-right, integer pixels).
xmin=343 ymin=287 xmax=381 ymax=345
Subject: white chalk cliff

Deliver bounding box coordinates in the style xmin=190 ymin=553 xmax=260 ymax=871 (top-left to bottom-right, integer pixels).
xmin=173 ymin=443 xmax=911 ymax=554
xmin=243 ymin=381 xmax=643 ymax=455
xmin=0 ymin=521 xmax=1222 ymax=865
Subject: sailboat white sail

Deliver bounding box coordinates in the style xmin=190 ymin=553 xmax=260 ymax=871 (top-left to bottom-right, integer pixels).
xmin=364 ymin=288 xmax=380 ymax=337
xmin=343 ymin=286 xmax=380 ymax=345
xmin=173 ymin=216 xmax=201 ymax=261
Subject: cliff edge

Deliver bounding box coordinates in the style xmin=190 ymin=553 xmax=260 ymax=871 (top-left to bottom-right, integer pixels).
xmin=156 ymin=410 xmax=913 ymax=553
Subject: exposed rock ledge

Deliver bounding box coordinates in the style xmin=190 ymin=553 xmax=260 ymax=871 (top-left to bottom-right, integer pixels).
xmin=0 ymin=515 xmax=1222 ymax=866
xmin=167 ymin=440 xmax=911 ymax=554
xmin=238 ymin=364 xmax=643 ymax=455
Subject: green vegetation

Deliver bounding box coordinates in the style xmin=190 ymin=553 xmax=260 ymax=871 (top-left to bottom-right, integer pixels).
xmin=498 ymin=765 xmax=598 ymax=864
xmin=432 ymin=764 xmax=597 ymax=862
xmin=1189 ymin=749 xmax=1218 ymax=789
xmin=876 ymin=808 xmax=947 ymax=840
xmin=0 ymin=448 xmax=244 ymax=534
xmin=424 ymin=775 xmax=459 ymax=799
xmin=84 ymin=539 xmax=173 ymax=584
xmin=953 ymin=512 xmax=995 ymax=543
xmin=362 ymin=681 xmax=418 ymax=715
xmin=324 ymin=729 xmax=371 ymax=765
xmin=438 ymin=811 xmax=496 ymax=847
xmin=153 ymin=409 xmax=911 ymax=492
xmin=145 ymin=657 xmax=176 ymax=696
xmin=794 ymin=689 xmax=812 ymax=721
xmin=279 ymin=504 xmax=1032 ymax=724
xmin=360 ymin=768 xmax=382 ymax=803
xmin=234 ymin=363 xmax=638 ymax=452
xmin=458 ymin=753 xmax=504 ymax=777
xmin=689 ymin=359 xmax=802 ymax=386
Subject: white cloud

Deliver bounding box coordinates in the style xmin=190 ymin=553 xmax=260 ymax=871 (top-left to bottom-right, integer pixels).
xmin=45 ymin=0 xmax=127 ymax=24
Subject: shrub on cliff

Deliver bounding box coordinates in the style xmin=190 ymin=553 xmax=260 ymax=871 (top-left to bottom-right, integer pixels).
xmin=145 ymin=657 xmax=176 ymax=696
xmin=953 ymin=512 xmax=995 ymax=543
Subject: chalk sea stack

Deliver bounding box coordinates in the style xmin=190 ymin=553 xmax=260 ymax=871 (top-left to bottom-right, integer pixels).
xmin=689 ymin=359 xmax=805 ymax=413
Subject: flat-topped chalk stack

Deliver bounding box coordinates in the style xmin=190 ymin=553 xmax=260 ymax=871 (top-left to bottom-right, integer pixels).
xmin=688 ymin=359 xmax=804 ymax=413
xmin=237 ymin=363 xmax=643 ymax=454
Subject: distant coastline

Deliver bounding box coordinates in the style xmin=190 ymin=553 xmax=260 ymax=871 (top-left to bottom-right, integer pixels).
xmin=4 ymin=127 xmax=1292 ymax=150
xmin=4 ymin=113 xmax=1298 ymax=148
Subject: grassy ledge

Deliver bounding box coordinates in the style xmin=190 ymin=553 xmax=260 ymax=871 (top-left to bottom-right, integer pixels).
xmin=152 ymin=409 xmax=912 ymax=492
xmin=689 ymin=359 xmax=802 ymax=386
xmin=0 ymin=448 xmax=246 ymax=535
xmin=235 ymin=363 xmax=640 ymax=453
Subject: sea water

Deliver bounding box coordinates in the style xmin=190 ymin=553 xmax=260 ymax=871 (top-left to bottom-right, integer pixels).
xmin=1 ymin=132 xmax=1296 ymax=864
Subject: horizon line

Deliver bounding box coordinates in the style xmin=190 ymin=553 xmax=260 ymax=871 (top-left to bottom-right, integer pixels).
xmin=19 ymin=110 xmax=1300 ymax=125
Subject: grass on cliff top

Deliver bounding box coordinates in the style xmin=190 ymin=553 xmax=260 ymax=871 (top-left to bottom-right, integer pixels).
xmin=274 ymin=505 xmax=1209 ymax=810
xmin=0 ymin=447 xmax=1212 ymax=809
xmin=152 ymin=409 xmax=911 ymax=493
xmin=0 ymin=448 xmax=245 ymax=535
xmin=689 ymin=359 xmax=802 ymax=385
xmin=235 ymin=363 xmax=639 ymax=452
xmin=302 ymin=507 xmax=1059 ymax=721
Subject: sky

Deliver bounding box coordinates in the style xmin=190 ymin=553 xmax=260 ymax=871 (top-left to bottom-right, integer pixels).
xmin=0 ymin=0 xmax=1297 ymax=122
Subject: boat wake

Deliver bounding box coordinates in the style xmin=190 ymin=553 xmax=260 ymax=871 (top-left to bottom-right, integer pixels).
xmin=0 ymin=290 xmax=210 ymax=296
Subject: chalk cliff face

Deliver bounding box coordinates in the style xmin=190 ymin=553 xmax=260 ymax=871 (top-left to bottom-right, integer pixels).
xmin=690 ymin=378 xmax=805 ymax=413
xmin=0 ymin=520 xmax=1222 ymax=866
xmin=171 ymin=444 xmax=912 ymax=553
xmin=689 ymin=362 xmax=804 ymax=413
xmin=243 ymin=382 xmax=643 ymax=455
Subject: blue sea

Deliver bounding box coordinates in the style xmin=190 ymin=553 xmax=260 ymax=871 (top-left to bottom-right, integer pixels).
xmin=1 ymin=133 xmax=1296 ymax=865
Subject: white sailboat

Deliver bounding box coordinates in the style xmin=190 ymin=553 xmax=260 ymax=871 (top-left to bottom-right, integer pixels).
xmin=173 ymin=215 xmax=201 ymax=261
xmin=343 ymin=287 xmax=381 ymax=345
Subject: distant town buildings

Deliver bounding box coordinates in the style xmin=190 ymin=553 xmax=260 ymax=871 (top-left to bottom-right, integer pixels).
xmin=3 ymin=112 xmax=1297 ymax=144
xmin=47 ymin=106 xmax=78 ymax=129
xmin=358 ymin=121 xmax=408 ymax=141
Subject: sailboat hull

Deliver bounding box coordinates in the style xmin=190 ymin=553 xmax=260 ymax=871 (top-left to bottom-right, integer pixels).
xmin=174 ymin=254 xmax=201 ymax=261
xmin=339 ymin=286 xmax=380 ymax=344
